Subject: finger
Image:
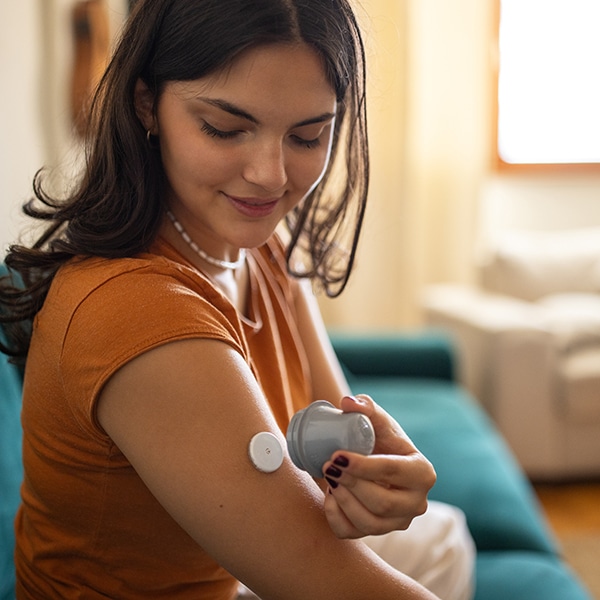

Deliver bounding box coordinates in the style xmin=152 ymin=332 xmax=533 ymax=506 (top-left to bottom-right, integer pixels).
xmin=323 ymin=490 xmax=364 ymax=539
xmin=324 ymin=482 xmax=410 ymax=539
xmin=324 ymin=451 xmax=436 ymax=493
xmin=339 ymin=395 xmax=418 ymax=455
xmin=325 ymin=466 xmax=429 ymax=524
xmin=326 ymin=483 xmax=419 ymax=536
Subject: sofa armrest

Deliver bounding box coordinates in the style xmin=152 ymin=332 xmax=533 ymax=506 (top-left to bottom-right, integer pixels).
xmin=422 ymin=284 xmax=552 ymax=399
xmin=328 ymin=330 xmax=456 ymax=382
xmin=422 ymin=284 xmax=572 ymax=476
xmin=423 ymin=284 xmax=546 ymax=331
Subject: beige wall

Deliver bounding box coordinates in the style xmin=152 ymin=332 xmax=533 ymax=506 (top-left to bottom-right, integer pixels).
xmin=0 ymin=0 xmax=127 ymax=254
xmin=316 ymin=0 xmax=411 ymax=328
xmin=0 ymin=2 xmax=45 ymax=253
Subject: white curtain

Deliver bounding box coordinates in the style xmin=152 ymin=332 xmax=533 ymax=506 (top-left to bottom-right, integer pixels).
xmin=319 ymin=0 xmax=495 ymax=330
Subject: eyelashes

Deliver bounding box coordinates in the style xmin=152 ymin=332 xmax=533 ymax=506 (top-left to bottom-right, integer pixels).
xmin=290 ymin=135 xmax=321 ymax=150
xmin=201 ymin=121 xmax=240 ymax=140
xmin=200 ymin=121 xmax=322 ymax=149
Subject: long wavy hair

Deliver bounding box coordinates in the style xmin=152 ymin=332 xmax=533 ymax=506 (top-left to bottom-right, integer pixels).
xmin=0 ymin=0 xmax=369 ymax=361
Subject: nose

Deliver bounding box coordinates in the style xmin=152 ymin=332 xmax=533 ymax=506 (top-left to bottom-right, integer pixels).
xmin=242 ymin=139 xmax=288 ymax=192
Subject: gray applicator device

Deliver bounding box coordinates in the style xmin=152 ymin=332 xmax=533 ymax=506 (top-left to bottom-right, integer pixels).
xmin=286 ymin=401 xmax=375 ymax=478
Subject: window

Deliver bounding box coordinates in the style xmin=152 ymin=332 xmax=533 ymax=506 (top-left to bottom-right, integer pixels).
xmin=494 ymin=0 xmax=600 ymax=169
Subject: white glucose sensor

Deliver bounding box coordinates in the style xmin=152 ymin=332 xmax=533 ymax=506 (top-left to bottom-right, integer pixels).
xmin=248 ymin=432 xmax=285 ymax=473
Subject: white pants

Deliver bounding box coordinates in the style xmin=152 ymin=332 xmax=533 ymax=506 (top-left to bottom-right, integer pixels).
xmin=362 ymin=501 xmax=476 ymax=600
xmin=238 ymin=500 xmax=476 ymax=600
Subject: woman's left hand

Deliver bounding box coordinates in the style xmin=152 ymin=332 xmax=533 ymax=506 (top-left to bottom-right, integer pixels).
xmin=322 ymin=395 xmax=437 ymax=539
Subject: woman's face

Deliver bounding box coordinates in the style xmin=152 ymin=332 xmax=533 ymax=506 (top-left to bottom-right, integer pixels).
xmin=145 ymin=43 xmax=337 ymax=260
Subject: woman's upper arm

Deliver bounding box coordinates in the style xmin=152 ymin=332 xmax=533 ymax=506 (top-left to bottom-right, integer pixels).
xmin=97 ymin=338 xmax=437 ymax=600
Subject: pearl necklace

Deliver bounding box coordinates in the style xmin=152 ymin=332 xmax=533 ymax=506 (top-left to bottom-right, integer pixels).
xmin=166 ymin=211 xmax=246 ymax=270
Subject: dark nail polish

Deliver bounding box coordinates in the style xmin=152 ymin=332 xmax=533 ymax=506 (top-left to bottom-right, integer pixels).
xmin=334 ymin=455 xmax=350 ymax=468
xmin=325 ymin=465 xmax=342 ymax=478
xmin=325 ymin=477 xmax=338 ymax=489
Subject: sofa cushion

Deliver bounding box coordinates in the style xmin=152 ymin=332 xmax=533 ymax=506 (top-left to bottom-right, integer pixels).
xmin=349 ymin=377 xmax=558 ymax=555
xmin=474 ymin=551 xmax=592 ymax=600
xmin=480 ymin=227 xmax=600 ymax=301
xmin=0 ymin=335 xmax=23 ymax=600
xmin=329 ymin=331 xmax=455 ymax=381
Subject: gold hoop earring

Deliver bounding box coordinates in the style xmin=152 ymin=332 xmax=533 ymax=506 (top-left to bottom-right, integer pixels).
xmin=146 ymin=129 xmax=160 ymax=149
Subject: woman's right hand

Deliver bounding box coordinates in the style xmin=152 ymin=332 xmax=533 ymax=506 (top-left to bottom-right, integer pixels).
xmin=322 ymin=395 xmax=437 ymax=539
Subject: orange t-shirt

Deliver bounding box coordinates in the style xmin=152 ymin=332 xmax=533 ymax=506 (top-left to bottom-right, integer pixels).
xmin=15 ymin=236 xmax=313 ymax=599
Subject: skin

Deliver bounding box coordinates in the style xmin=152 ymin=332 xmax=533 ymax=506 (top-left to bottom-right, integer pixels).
xmin=99 ymin=42 xmax=438 ymax=599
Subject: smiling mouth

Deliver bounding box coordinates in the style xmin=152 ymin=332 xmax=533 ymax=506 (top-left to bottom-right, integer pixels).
xmin=225 ymin=194 xmax=281 ymax=217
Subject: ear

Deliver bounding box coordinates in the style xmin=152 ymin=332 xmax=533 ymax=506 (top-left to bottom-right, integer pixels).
xmin=134 ymin=78 xmax=157 ymax=133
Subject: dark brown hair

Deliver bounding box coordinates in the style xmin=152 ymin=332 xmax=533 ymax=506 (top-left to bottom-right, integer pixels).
xmin=0 ymin=0 xmax=369 ymax=361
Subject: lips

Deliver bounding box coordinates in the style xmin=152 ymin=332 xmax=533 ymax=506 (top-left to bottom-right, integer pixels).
xmin=225 ymin=194 xmax=281 ymax=218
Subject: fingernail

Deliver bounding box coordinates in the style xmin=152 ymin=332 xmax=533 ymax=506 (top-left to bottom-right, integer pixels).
xmin=325 ymin=477 xmax=338 ymax=489
xmin=345 ymin=395 xmax=368 ymax=406
xmin=334 ymin=455 xmax=349 ymax=468
xmin=325 ymin=465 xmax=342 ymax=478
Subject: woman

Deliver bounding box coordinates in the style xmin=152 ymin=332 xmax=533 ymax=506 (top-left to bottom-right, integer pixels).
xmin=0 ymin=0 xmax=474 ymax=598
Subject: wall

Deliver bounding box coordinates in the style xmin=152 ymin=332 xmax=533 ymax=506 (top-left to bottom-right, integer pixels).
xmin=0 ymin=2 xmax=45 ymax=253
xmin=0 ymin=0 xmax=127 ymax=255
xmin=317 ymin=0 xmax=410 ymax=328
xmin=481 ymin=174 xmax=600 ymax=238
xmin=319 ymin=0 xmax=494 ymax=330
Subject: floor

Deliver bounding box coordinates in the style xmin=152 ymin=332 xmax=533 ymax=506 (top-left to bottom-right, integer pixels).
xmin=534 ymin=481 xmax=600 ymax=536
xmin=534 ymin=481 xmax=600 ymax=599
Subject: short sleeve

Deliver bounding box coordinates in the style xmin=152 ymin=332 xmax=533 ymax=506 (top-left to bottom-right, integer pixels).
xmin=59 ymin=262 xmax=248 ymax=436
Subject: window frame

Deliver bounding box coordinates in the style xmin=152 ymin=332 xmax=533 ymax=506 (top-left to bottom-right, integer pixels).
xmin=491 ymin=0 xmax=600 ymax=174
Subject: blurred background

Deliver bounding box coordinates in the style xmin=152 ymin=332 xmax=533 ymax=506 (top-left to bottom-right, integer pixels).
xmin=3 ymin=0 xmax=599 ymax=331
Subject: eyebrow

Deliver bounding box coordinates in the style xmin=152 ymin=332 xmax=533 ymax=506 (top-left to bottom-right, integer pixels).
xmin=197 ymin=97 xmax=336 ymax=128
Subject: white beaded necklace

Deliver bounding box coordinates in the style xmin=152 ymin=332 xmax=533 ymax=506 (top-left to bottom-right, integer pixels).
xmin=167 ymin=210 xmax=246 ymax=270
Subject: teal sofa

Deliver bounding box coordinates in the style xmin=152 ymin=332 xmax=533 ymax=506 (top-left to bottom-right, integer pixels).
xmin=0 ymin=322 xmax=22 ymax=600
xmin=0 ymin=308 xmax=592 ymax=598
xmin=330 ymin=331 xmax=592 ymax=600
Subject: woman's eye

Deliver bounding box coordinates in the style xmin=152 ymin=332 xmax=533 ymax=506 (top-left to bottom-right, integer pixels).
xmin=201 ymin=121 xmax=241 ymax=140
xmin=290 ymin=135 xmax=322 ymax=150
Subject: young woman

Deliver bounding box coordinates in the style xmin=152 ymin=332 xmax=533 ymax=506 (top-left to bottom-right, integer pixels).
xmin=0 ymin=1 xmax=474 ymax=598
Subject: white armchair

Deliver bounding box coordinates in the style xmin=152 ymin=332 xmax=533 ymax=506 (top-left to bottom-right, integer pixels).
xmin=423 ymin=227 xmax=600 ymax=480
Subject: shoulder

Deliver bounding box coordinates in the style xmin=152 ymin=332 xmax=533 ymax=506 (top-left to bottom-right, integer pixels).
xmin=45 ymin=253 xmax=248 ymax=361
xmin=54 ymin=253 xmax=228 ymax=315
xmin=55 ymin=253 xmax=207 ymax=301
